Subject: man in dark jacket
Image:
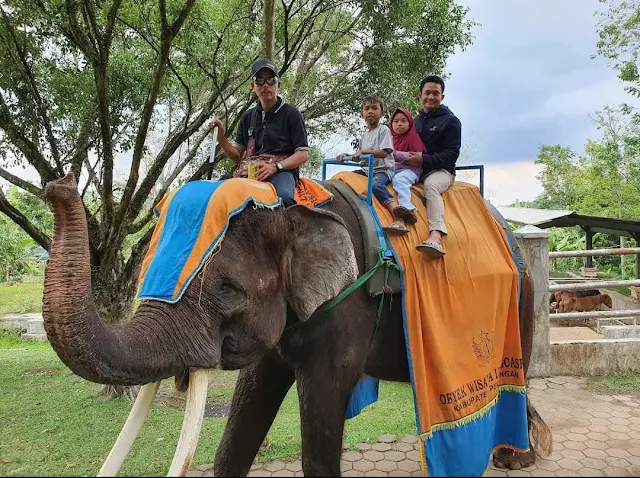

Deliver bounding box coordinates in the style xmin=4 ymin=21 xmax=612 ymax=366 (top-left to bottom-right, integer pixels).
xmin=404 ymin=75 xmax=461 ymax=257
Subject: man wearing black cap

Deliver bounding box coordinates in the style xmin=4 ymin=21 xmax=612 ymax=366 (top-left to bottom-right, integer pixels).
xmin=209 ymin=58 xmax=309 ymax=206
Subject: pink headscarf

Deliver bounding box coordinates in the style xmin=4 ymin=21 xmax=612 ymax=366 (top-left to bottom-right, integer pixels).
xmin=390 ymin=108 xmax=427 ymax=153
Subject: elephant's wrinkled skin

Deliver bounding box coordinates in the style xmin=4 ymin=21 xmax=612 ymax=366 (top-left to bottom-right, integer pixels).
xmin=42 ymin=174 xmax=549 ymax=476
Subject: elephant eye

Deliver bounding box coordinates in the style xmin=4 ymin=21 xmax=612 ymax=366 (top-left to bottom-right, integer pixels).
xmin=219 ymin=281 xmax=244 ymax=296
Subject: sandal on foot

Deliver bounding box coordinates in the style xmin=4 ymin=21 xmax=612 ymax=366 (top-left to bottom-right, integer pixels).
xmin=393 ymin=206 xmax=418 ymax=225
xmin=383 ymin=222 xmax=409 ymax=235
xmin=416 ymin=240 xmax=445 ymax=257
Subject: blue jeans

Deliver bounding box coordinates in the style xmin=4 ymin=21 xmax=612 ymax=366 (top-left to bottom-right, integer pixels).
xmin=355 ymin=170 xmax=393 ymax=205
xmin=268 ymin=170 xmax=297 ymax=207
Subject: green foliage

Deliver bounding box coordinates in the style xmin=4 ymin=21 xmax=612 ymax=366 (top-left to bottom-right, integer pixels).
xmin=533 ymin=145 xmax=581 ymax=210
xmin=0 ymin=0 xmax=474 ymax=321
xmin=0 ymin=186 xmax=52 ymax=280
xmin=299 ymin=147 xmax=324 ymax=179
xmin=595 ymin=0 xmax=640 ymax=100
xmin=356 ymin=0 xmax=475 ymax=113
xmin=535 ymin=105 xmax=640 ymax=280
xmin=546 ymin=227 xmax=584 ymax=273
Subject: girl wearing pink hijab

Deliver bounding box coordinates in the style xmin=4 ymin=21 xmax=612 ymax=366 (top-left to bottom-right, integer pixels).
xmin=382 ymin=107 xmax=427 ymax=235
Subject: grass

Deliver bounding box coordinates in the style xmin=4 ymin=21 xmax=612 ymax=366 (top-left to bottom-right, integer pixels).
xmin=0 ymin=281 xmax=43 ymax=315
xmin=0 ymin=333 xmax=416 ymax=477
xmin=584 ymin=371 xmax=640 ymax=397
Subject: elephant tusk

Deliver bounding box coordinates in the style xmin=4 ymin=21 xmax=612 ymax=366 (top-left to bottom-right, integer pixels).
xmin=97 ymin=381 xmax=161 ymax=477
xmin=167 ymin=369 xmax=209 ymax=477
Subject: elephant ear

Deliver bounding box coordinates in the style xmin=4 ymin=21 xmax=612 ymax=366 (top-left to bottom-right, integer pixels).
xmin=282 ymin=205 xmax=359 ymax=321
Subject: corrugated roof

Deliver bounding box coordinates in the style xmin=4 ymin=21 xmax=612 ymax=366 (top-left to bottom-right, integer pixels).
xmin=496 ymin=206 xmax=574 ymax=226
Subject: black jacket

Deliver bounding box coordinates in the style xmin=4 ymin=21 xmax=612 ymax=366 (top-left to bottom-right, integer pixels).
xmin=414 ymin=105 xmax=461 ymax=177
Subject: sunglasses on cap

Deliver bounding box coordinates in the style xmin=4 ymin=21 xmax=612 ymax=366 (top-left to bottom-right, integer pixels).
xmin=253 ymin=76 xmax=279 ymax=86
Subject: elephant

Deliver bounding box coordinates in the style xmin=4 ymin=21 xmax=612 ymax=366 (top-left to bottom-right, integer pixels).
xmin=42 ymin=173 xmax=551 ymax=477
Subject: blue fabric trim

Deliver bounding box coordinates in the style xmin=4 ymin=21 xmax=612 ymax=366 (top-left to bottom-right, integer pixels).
xmin=138 ymin=181 xmax=222 ymax=302
xmin=345 ymin=375 xmax=380 ymax=419
xmin=349 ymin=189 xmax=528 ymax=476
xmin=422 ymin=390 xmax=529 ymax=476
xmin=137 ymin=180 xmax=281 ymax=303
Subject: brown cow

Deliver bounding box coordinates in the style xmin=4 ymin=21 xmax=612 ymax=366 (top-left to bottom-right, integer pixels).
xmin=549 ymin=289 xmax=601 ymax=305
xmin=558 ymin=293 xmax=613 ymax=313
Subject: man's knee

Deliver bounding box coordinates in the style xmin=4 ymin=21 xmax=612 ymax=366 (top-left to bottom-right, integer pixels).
xmin=424 ymin=181 xmax=439 ymax=196
xmin=423 ymin=176 xmax=448 ymax=196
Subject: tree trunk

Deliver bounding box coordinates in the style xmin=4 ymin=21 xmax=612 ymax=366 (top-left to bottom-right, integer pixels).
xmin=262 ymin=0 xmax=276 ymax=59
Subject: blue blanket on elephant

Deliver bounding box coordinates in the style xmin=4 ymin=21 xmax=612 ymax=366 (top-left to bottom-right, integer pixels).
xmin=137 ymin=179 xmax=283 ymax=302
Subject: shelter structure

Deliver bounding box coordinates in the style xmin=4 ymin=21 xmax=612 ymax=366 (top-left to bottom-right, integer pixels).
xmin=496 ymin=206 xmax=640 ymax=279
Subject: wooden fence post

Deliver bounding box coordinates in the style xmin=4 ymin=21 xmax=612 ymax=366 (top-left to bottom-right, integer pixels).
xmin=513 ymin=225 xmax=551 ymax=378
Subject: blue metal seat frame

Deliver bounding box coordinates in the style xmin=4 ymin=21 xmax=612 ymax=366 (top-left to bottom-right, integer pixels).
xmin=320 ymin=155 xmax=485 ymax=262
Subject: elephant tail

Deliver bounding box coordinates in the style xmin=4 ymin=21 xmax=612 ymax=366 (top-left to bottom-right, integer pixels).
xmin=527 ymin=398 xmax=553 ymax=457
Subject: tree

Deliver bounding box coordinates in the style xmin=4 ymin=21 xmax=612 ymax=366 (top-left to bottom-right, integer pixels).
xmin=0 ymin=0 xmax=474 ymax=326
xmin=533 ymin=145 xmax=583 ymax=210
xmin=534 ymin=106 xmax=640 ymax=279
xmin=595 ymin=0 xmax=640 ymax=99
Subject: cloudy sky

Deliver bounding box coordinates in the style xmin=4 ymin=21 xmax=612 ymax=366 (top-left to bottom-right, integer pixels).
xmin=325 ymin=0 xmax=638 ymax=205
xmin=430 ymin=0 xmax=637 ymax=205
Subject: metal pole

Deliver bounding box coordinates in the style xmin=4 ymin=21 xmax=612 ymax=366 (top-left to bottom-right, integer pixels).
xmin=549 ymin=247 xmax=640 ymax=258
xmin=365 ymin=154 xmax=374 ymax=206
xmin=479 ymin=165 xmax=484 ymax=198
xmin=584 ymin=227 xmax=593 ymax=268
xmin=207 ymin=126 xmax=218 ymax=181
xmin=634 ymin=236 xmax=640 ymax=279
xmin=551 ymin=309 xmax=640 ymax=320
xmin=549 ymin=279 xmax=640 ymax=292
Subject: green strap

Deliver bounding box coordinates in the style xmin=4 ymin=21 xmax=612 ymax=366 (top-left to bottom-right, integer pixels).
xmin=314 ymin=254 xmax=384 ymax=316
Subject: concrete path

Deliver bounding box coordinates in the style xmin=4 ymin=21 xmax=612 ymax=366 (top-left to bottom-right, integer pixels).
xmin=187 ymin=376 xmax=640 ymax=477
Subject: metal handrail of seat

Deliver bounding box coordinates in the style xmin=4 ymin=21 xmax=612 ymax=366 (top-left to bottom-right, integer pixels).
xmin=321 ymin=157 xmax=485 ymax=199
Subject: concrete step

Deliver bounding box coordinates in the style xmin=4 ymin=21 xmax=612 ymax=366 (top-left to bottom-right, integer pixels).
xmin=1 ymin=313 xmax=42 ymax=331
xmin=601 ymin=324 xmax=640 ymax=339
xmin=1 ymin=314 xmax=47 ymax=341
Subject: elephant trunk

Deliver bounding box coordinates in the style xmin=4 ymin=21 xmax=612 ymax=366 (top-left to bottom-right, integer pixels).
xmin=43 ymin=174 xmax=185 ymax=385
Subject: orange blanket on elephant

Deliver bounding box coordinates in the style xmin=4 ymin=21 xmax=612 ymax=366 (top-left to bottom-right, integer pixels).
xmin=334 ymin=172 xmax=529 ymax=477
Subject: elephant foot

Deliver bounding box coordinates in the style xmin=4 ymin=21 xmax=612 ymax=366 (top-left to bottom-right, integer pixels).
xmin=492 ymin=447 xmax=536 ymax=470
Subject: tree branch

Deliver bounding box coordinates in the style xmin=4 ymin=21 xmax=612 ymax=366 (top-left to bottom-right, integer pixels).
xmin=0 ymin=92 xmax=57 ymax=184
xmin=0 ymin=5 xmax=64 ymax=175
xmin=115 ymin=14 xmax=193 ymax=123
xmin=119 ymin=0 xmax=197 ymax=221
xmin=128 ymin=129 xmax=208 ymax=234
xmin=63 ymin=0 xmax=99 ymax=61
xmin=263 ymin=0 xmax=276 ymax=59
xmin=0 ymin=167 xmax=44 ymax=198
xmin=104 ymin=0 xmax=123 ymax=52
xmin=0 ymin=186 xmax=51 ymax=251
